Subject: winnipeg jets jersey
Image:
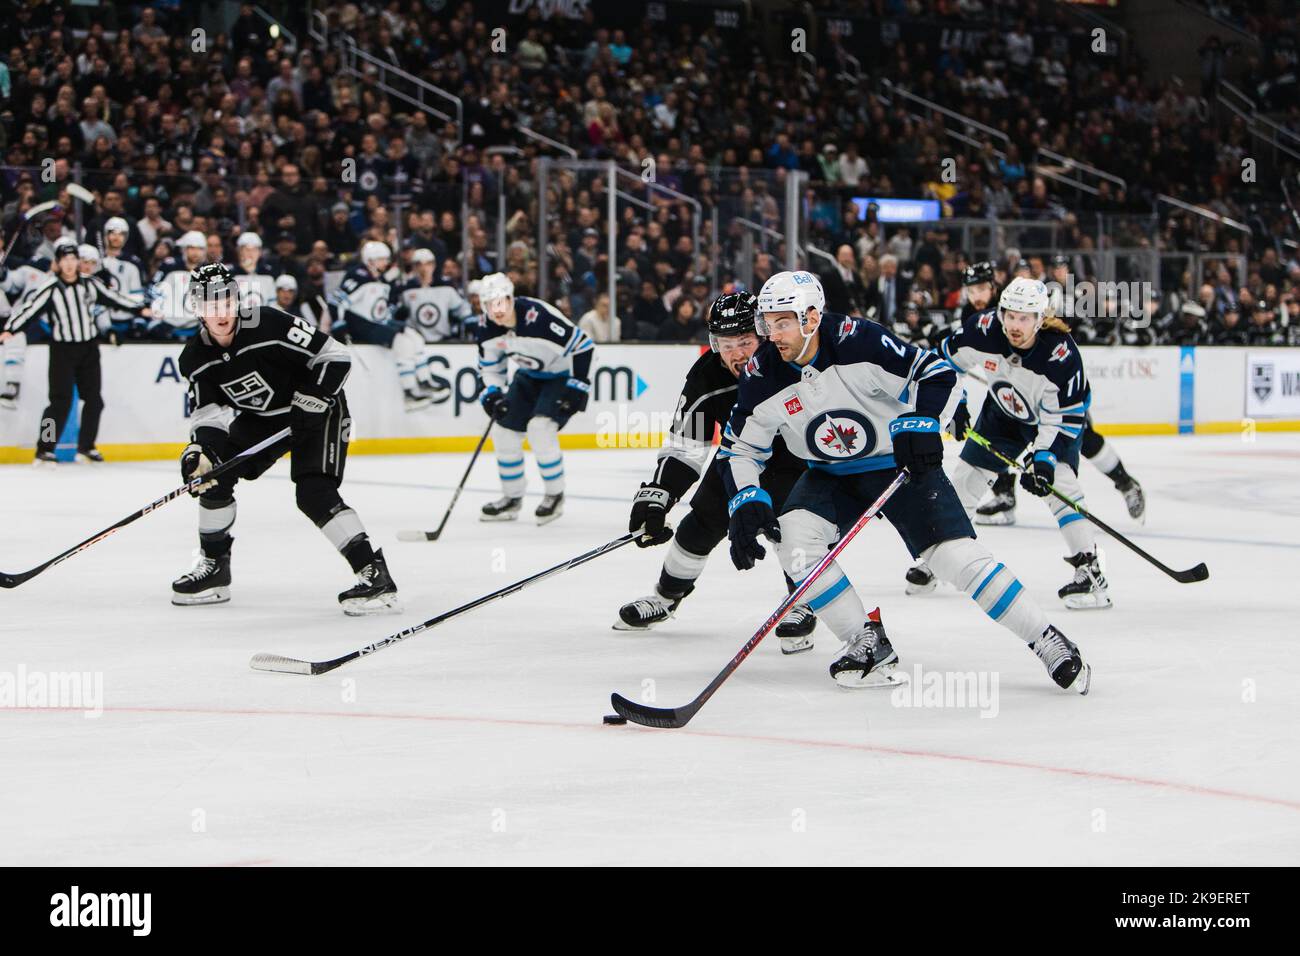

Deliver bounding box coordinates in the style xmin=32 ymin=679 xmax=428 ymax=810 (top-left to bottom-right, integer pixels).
xmin=150 ymin=258 xmax=198 ymax=329
xmin=393 ymin=279 xmax=473 ymax=343
xmin=474 ymin=295 xmax=594 ymax=391
xmin=939 ymin=308 xmax=1090 ymax=460
xmin=719 ymin=314 xmax=959 ymax=495
xmin=330 ymin=264 xmax=396 ymax=326
xmin=231 ymin=262 xmax=277 ymax=311
xmin=101 ymin=253 xmax=147 ymax=323
xmin=0 ymin=260 xmax=48 ymax=321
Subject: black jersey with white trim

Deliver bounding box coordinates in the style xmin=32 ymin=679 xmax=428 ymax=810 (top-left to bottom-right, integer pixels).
xmin=652 ymin=349 xmax=801 ymax=502
xmin=180 ymin=306 xmax=352 ymax=445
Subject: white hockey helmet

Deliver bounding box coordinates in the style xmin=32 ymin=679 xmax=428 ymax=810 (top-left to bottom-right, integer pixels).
xmin=998 ymin=276 xmax=1049 ymax=330
xmin=411 ymin=247 xmax=435 ymax=265
xmin=236 ymin=231 xmax=263 ymax=249
xmin=361 ymin=240 xmax=391 ymax=267
xmin=77 ymin=243 xmax=100 ymax=263
xmin=178 ymin=230 xmax=207 ymax=250
xmin=479 ymin=272 xmax=514 ymax=305
xmin=103 ymin=216 xmax=129 ymax=236
xmin=274 ymin=274 xmax=298 ymax=292
xmin=756 ymin=270 xmax=825 ymax=335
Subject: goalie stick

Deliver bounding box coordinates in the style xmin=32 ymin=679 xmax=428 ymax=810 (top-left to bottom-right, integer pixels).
xmin=397 ymin=417 xmax=493 ymax=542
xmin=610 ymin=468 xmax=911 ymax=729
xmin=0 ymin=427 xmax=290 ymax=589
xmin=0 ymin=200 xmax=63 ymax=269
xmin=965 ymin=429 xmax=1208 ymax=583
xmin=250 ymin=530 xmax=641 ymax=675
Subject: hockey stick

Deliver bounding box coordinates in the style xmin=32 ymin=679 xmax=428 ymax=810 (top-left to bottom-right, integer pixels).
xmin=250 ymin=530 xmax=641 ymax=675
xmin=610 ymin=468 xmax=911 ymax=729
xmin=0 ymin=427 xmax=290 ymax=589
xmin=0 ymin=201 xmax=63 ymax=270
xmin=964 ymin=429 xmax=1209 ymax=583
xmin=397 ymin=418 xmax=493 ymax=541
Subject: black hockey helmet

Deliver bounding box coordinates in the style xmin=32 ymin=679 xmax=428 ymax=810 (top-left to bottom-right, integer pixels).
xmin=707 ymin=291 xmax=759 ymax=347
xmin=962 ymin=260 xmax=995 ymax=287
xmin=188 ymin=262 xmax=243 ymax=323
xmin=1050 ymin=253 xmax=1070 ymax=269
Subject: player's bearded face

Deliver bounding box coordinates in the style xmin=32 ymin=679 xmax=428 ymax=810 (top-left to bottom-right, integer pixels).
xmin=716 ymin=332 xmax=759 ymax=377
xmin=967 ymin=282 xmax=993 ymax=309
xmin=1001 ymin=308 xmax=1039 ymax=348
xmin=487 ymin=295 xmax=514 ymax=326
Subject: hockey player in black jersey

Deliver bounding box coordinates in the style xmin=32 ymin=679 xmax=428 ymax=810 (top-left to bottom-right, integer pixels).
xmin=172 ymin=263 xmax=398 ymax=614
xmin=614 ymin=293 xmax=818 ymax=651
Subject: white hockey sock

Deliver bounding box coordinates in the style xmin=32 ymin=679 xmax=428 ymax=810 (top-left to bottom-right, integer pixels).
xmin=777 ymin=510 xmax=866 ymax=640
xmin=527 ymin=416 xmax=564 ymax=495
xmin=493 ymin=426 xmax=527 ymax=498
xmin=663 ymin=538 xmax=709 ymax=582
xmin=3 ymin=331 xmax=27 ymax=387
xmin=1089 ymin=438 xmax=1121 ymax=476
xmin=925 ymin=538 xmax=1049 ymax=645
xmin=391 ymin=327 xmax=425 ymax=393
xmin=1045 ymin=465 xmax=1096 ymax=554
xmin=950 ymin=458 xmax=999 ymax=515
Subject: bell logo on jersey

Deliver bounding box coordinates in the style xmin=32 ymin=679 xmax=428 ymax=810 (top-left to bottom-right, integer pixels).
xmin=220 ymin=371 xmax=274 ymax=411
xmin=1049 ymin=342 xmax=1071 ymax=363
xmin=804 ymin=409 xmax=877 ymax=461
xmin=991 ymin=382 xmax=1036 ymax=422
xmin=784 ymin=395 xmax=803 ymax=415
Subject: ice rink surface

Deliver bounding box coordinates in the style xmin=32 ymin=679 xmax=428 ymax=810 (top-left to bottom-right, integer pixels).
xmin=2 ymin=433 xmax=1298 ymax=866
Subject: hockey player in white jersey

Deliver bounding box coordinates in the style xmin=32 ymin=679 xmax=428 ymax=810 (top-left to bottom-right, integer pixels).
xmin=393 ymin=248 xmax=474 ymax=343
xmin=231 ymin=232 xmax=276 ymax=311
xmin=474 ymin=272 xmax=594 ymax=525
xmin=719 ymin=270 xmax=1090 ymax=693
xmin=99 ymin=217 xmax=148 ymax=339
xmin=0 ymin=255 xmax=52 ymax=409
xmin=915 ymin=276 xmax=1111 ymax=609
xmin=330 ymin=240 xmax=441 ymax=410
xmin=149 ymin=230 xmax=209 ymax=337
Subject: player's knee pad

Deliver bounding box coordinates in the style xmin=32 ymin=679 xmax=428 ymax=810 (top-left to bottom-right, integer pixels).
xmin=198 ymin=495 xmax=236 ymax=536
xmin=923 ymin=536 xmax=995 ymax=592
xmin=776 ymin=509 xmax=839 ymax=582
xmin=950 ymin=458 xmax=998 ymax=511
xmin=494 ymin=425 xmax=525 ymax=457
xmin=391 ymin=325 xmax=424 ymax=360
xmin=526 ymin=415 xmax=560 ymax=454
xmin=1080 ymin=425 xmax=1104 ymax=459
xmin=294 ymin=475 xmax=344 ymax=526
xmin=674 ymin=508 xmax=726 ymax=556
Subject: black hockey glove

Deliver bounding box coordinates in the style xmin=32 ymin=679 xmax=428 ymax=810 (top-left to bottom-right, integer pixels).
xmin=947 ymin=399 xmax=970 ymax=442
xmin=1020 ymin=451 xmax=1056 ymax=497
xmin=180 ymin=442 xmax=221 ymax=496
xmin=727 ymin=486 xmax=781 ymax=571
xmin=889 ymin=414 xmax=944 ymax=474
xmin=553 ymin=378 xmax=590 ymax=418
xmin=629 ymin=482 xmax=674 ymax=548
xmin=481 ymin=387 xmax=510 ymax=422
xmin=290 ymin=389 xmax=332 ymax=435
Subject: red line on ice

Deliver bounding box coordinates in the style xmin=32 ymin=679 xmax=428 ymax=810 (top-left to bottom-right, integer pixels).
xmin=10 ymin=704 xmax=1300 ymax=812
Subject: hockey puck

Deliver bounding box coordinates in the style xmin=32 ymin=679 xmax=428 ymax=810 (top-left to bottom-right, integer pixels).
xmin=603 ymin=714 xmax=627 ymax=725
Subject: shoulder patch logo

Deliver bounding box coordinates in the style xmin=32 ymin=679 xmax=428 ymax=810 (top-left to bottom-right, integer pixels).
xmin=743 ymin=355 xmax=762 ymax=378
xmin=976 ymin=310 xmax=995 ymax=333
xmin=984 ymin=359 xmax=998 ymax=372
xmin=525 ymin=306 xmax=538 ymax=324
xmin=837 ymin=317 xmax=857 ymax=341
xmin=784 ymin=395 xmax=803 ymax=415
xmin=1049 ymin=342 xmax=1071 ymax=363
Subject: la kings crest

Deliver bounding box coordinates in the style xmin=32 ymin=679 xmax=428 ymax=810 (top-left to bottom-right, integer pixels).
xmin=1251 ymin=361 xmax=1274 ymax=402
xmin=220 ymin=370 xmax=275 ymax=411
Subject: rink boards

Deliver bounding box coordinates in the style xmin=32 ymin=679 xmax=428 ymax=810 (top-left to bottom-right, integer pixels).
xmin=1 ymin=344 xmax=1298 ymax=463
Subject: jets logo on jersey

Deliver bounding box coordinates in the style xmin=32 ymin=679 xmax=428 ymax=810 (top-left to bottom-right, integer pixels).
xmin=991 ymin=381 xmax=1036 ymax=422
xmin=220 ymin=371 xmax=274 ymax=411
xmin=805 ymin=409 xmax=877 ymax=461
xmin=416 ymin=302 xmax=443 ymax=329
xmin=1049 ymin=342 xmax=1071 ymax=363
xmin=525 ymin=306 xmax=538 ymax=324
xmin=784 ymin=395 xmax=803 ymax=415
xmin=837 ymin=317 xmax=858 ymax=342
xmin=976 ymin=310 xmax=995 ymax=333
xmin=372 ymin=298 xmax=390 ymax=321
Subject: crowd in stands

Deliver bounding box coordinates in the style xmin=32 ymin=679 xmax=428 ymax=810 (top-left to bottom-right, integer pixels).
xmin=0 ymin=0 xmax=1297 ymax=347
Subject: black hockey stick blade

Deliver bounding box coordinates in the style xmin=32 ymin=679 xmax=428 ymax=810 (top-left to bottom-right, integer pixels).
xmin=1173 ymin=562 xmax=1210 ymax=584
xmin=609 ymin=692 xmax=699 ymax=729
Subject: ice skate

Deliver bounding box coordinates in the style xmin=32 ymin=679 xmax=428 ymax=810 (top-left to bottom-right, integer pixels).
xmin=904 ymin=559 xmax=937 ymax=595
xmin=535 ymin=493 xmax=564 ymax=525
xmin=776 ymin=603 xmax=816 ymax=653
xmin=0 ymin=381 xmax=19 ymax=410
xmin=76 ymin=448 xmax=105 ymax=464
xmin=480 ymin=496 xmax=523 ymax=522
xmin=974 ymin=489 xmax=1017 ymax=525
xmin=338 ymin=549 xmax=399 ymax=616
xmin=1031 ymin=625 xmax=1091 ymax=694
xmin=613 ymin=586 xmax=684 ymax=631
xmin=1117 ymin=475 xmax=1146 ymax=523
xmin=829 ymin=608 xmax=905 ymax=688
xmin=172 ymin=550 xmax=232 ymax=606
xmin=1058 ymin=551 xmax=1112 ymax=610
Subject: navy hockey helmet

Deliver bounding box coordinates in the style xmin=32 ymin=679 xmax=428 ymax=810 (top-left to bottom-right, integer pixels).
xmin=962 ymin=260 xmax=995 ymax=287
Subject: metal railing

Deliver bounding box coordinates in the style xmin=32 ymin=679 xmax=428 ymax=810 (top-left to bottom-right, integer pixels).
xmin=253 ymin=5 xmax=296 ymax=50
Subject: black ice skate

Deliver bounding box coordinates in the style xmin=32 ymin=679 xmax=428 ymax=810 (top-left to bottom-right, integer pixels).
xmin=904 ymin=559 xmax=937 ymax=595
xmin=776 ymin=603 xmax=817 ymax=654
xmin=613 ymin=586 xmax=684 ymax=631
xmin=974 ymin=488 xmax=1017 ymax=525
xmin=479 ymin=496 xmax=523 ymax=522
xmin=1115 ymin=474 xmax=1146 ymax=523
xmin=0 ymin=381 xmax=19 ymax=410
xmin=1057 ymin=551 xmax=1112 ymax=610
xmin=1030 ymin=625 xmax=1091 ymax=694
xmin=76 ymin=448 xmax=105 ymax=464
xmin=338 ymin=549 xmax=399 ymax=616
xmin=172 ymin=551 xmax=232 ymax=606
xmin=535 ymin=493 xmax=564 ymax=525
xmin=403 ymin=388 xmax=433 ymax=412
xmin=829 ymin=608 xmax=904 ymax=688
xmin=32 ymin=450 xmax=58 ymax=467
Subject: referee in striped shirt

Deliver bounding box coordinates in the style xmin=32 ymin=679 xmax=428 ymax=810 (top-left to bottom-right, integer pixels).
xmin=0 ymin=238 xmax=151 ymax=463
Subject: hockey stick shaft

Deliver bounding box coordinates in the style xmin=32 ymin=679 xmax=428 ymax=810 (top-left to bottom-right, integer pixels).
xmin=611 ymin=468 xmax=911 ymax=728
xmin=399 ymin=418 xmax=493 ymax=541
xmin=965 ymin=429 xmax=1208 ymax=583
xmin=0 ymin=427 xmax=290 ymax=589
xmin=0 ymin=201 xmax=62 ymax=269
xmin=251 ymin=531 xmax=641 ymax=675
